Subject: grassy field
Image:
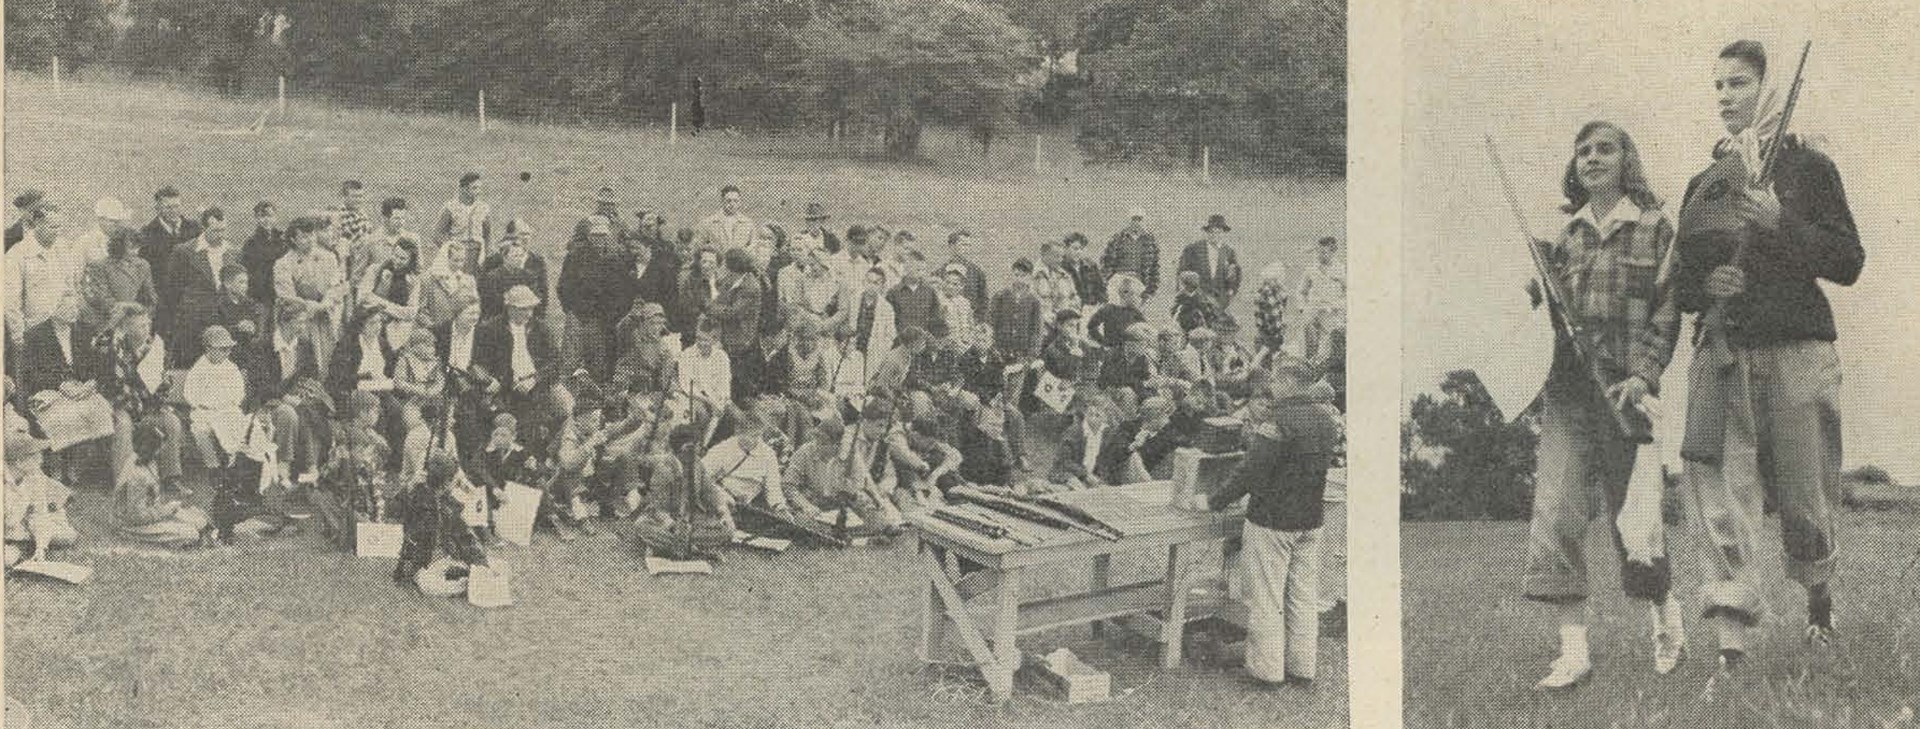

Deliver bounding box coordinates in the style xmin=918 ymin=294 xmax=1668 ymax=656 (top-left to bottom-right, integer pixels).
xmin=1402 ymin=511 xmax=1920 ymax=729
xmin=3 ymin=74 xmax=1346 ymax=729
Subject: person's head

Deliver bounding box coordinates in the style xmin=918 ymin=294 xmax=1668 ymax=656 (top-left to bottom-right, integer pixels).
xmin=1063 ymin=231 xmax=1090 ymax=255
xmin=1177 ymin=269 xmax=1202 ymax=293
xmin=675 ymin=227 xmax=698 ymax=254
xmin=1124 ymin=322 xmax=1155 ymax=355
xmin=899 ymin=248 xmax=927 ymax=281
xmin=381 ymin=197 xmax=408 ymax=231
xmin=863 ymin=266 xmax=888 ymax=292
xmin=220 ymin=264 xmax=249 ymax=297
xmin=94 ymin=197 xmax=130 ymax=234
xmin=1139 ymin=396 xmax=1175 ymax=429
xmin=941 ymin=267 xmax=967 ymax=295
xmin=111 ymin=303 xmax=152 ymax=341
xmin=12 ymin=189 xmax=44 ymax=216
xmin=695 ymin=319 xmax=719 ymax=353
xmin=696 ymin=246 xmax=721 ymax=272
xmin=442 ymin=239 xmax=469 ymax=271
xmin=587 ymin=214 xmax=613 ymax=242
xmin=634 ymin=302 xmax=667 ymax=337
xmin=154 ymin=186 xmax=183 ymax=222
xmin=1560 ymin=121 xmax=1659 ymax=213
xmin=287 ymin=216 xmax=320 ymax=253
xmin=500 ymin=240 xmax=529 ymax=270
xmin=723 ymin=247 xmax=755 ymax=276
xmin=1039 ymin=240 xmax=1063 ymax=269
xmin=458 ymin=172 xmax=483 ymax=200
xmin=341 ymin=180 xmax=365 ymax=210
xmin=898 ymin=326 xmax=930 ymax=354
xmin=1126 ymin=206 xmax=1146 ymax=228
xmin=1111 ymin=273 xmax=1143 ymax=306
xmin=389 ymin=236 xmax=419 ymax=274
xmin=131 ymin=421 xmax=166 ymax=466
xmin=504 ymin=285 xmax=539 ymax=324
xmin=594 ymin=186 xmax=618 ymax=214
xmin=1052 ymin=308 xmax=1082 ymax=339
xmin=253 ymin=200 xmax=278 ymax=229
xmin=1010 ymin=257 xmax=1035 ymax=286
xmin=735 ymin=415 xmax=766 ymax=450
xmin=720 ymin=185 xmax=742 ymax=215
xmin=1079 ymin=393 xmax=1115 ymax=429
xmin=858 ymin=398 xmax=894 ymax=438
xmin=1156 ymin=328 xmax=1185 ymax=357
xmin=1716 ymin=40 xmax=1768 ymax=135
xmin=1317 ymin=236 xmax=1340 ymax=266
xmin=26 ymin=202 xmax=63 ymax=242
xmin=200 ymin=207 xmax=229 ymax=245
xmin=453 ymin=299 xmax=482 ymax=330
xmin=1202 ymin=214 xmax=1229 ymax=241
xmin=1267 ymin=357 xmax=1317 ymax=400
xmin=638 ymin=210 xmax=664 ymax=232
xmin=488 ymin=413 xmax=519 ymax=449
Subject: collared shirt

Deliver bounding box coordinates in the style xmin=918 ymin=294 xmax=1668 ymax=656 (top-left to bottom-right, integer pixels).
xmin=448 ymin=324 xmax=475 ymax=371
xmin=782 ymin=441 xmax=847 ymax=499
xmin=1296 ymin=261 xmax=1346 ymax=315
xmin=677 ymin=344 xmax=732 ymax=405
xmin=702 ymin=437 xmax=785 ymax=509
xmin=5 ymin=231 xmax=84 ymax=331
xmin=54 ymin=325 xmax=74 ymax=366
xmin=197 ymin=236 xmax=233 ymax=293
xmin=357 ymin=333 xmax=388 ymax=378
xmin=275 ymin=246 xmax=344 ymax=308
xmin=507 ymin=322 xmax=535 ymax=384
xmin=699 ymin=212 xmax=758 ymax=251
xmin=334 ymin=206 xmax=376 ymax=244
xmin=439 ymin=199 xmax=492 ymax=243
xmin=1032 ymin=266 xmax=1080 ymax=316
xmin=1550 ymin=197 xmax=1679 ymax=387
xmin=185 ymin=356 xmax=247 ymax=413
xmin=275 ymin=331 xmax=302 ymax=378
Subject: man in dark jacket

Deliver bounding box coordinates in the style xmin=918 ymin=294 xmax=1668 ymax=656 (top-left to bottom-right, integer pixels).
xmin=1178 ymin=214 xmax=1243 ymax=308
xmin=5 ymin=189 xmax=44 ymax=252
xmin=240 ymin=201 xmax=287 ymax=305
xmin=475 ymin=285 xmax=560 ymax=423
xmin=1102 ymin=208 xmax=1160 ymax=300
xmin=1185 ymin=358 xmax=1339 ymax=689
xmin=139 ymin=186 xmax=202 ymax=326
xmin=706 ymin=248 xmax=764 ymax=401
xmin=557 ymin=215 xmax=639 ymax=381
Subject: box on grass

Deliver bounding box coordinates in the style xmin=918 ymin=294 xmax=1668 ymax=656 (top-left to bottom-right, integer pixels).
xmin=1021 ymin=648 xmax=1111 ymax=704
xmin=355 ymin=521 xmax=403 ymax=559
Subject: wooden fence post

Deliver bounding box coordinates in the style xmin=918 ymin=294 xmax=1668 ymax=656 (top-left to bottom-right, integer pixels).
xmin=52 ymin=56 xmax=61 ymax=91
xmin=1033 ymin=133 xmax=1043 ymax=175
xmin=1201 ymin=145 xmax=1212 ymax=186
xmin=669 ymin=102 xmax=678 ymax=145
xmin=277 ymin=76 xmax=287 ymax=118
xmin=479 ymin=90 xmax=488 ymax=133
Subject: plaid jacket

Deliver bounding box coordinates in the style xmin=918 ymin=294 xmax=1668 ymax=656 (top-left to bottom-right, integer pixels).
xmin=1543 ymin=201 xmax=1680 ymax=393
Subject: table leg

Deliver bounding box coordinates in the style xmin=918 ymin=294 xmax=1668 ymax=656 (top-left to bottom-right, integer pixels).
xmin=988 ymin=567 xmax=1023 ymax=702
xmin=1161 ymin=543 xmax=1188 ymax=669
xmin=1090 ymin=553 xmax=1112 ymax=638
xmin=918 ymin=542 xmax=945 ymax=662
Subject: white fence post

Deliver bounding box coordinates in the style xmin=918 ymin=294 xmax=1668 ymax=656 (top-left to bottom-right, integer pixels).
xmin=669 ymin=102 xmax=678 ymax=145
xmin=479 ymin=90 xmax=488 ymax=133
xmin=1201 ymin=145 xmax=1212 ymax=186
xmin=52 ymin=56 xmax=61 ymax=91
xmin=277 ymin=75 xmax=287 ymax=118
xmin=1033 ymin=133 xmax=1043 ymax=174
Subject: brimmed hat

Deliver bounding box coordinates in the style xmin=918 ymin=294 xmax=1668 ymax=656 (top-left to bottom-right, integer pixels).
xmin=201 ymin=325 xmax=236 ymax=349
xmin=503 ymin=285 xmax=540 ymax=309
xmin=594 ymin=186 xmax=618 ymax=205
xmin=1203 ymin=214 xmax=1230 ymax=232
xmin=1128 ymin=206 xmax=1146 ymax=220
xmin=804 ymin=202 xmax=830 ymax=221
xmin=94 ymin=197 xmax=130 ymax=222
xmin=13 ymin=189 xmax=45 ymax=212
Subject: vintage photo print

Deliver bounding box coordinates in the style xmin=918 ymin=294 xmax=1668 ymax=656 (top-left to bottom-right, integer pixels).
xmin=1400 ymin=0 xmax=1920 ymax=726
xmin=1 ymin=2 xmax=1350 ymax=727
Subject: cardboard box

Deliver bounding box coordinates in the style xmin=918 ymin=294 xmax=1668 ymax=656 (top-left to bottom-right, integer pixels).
xmin=1024 ymin=649 xmax=1110 ymax=704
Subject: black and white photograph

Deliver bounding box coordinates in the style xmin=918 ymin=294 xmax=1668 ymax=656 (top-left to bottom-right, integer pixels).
xmin=1401 ymin=1 xmax=1918 ymax=727
xmin=1 ymin=2 xmax=1348 ymax=727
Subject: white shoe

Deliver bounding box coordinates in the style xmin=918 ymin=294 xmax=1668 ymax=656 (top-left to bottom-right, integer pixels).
xmin=1652 ymin=602 xmax=1687 ymax=675
xmin=1534 ymin=653 xmax=1592 ymax=690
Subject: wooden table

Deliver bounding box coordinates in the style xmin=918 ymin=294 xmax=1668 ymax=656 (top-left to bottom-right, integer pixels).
xmin=907 ymin=481 xmax=1242 ymax=702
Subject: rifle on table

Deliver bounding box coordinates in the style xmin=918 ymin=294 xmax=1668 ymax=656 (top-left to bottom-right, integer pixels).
xmin=928 ymin=507 xmax=1043 ymax=547
xmin=969 ymin=485 xmax=1125 ymax=541
xmin=1485 ymin=135 xmax=1653 ymax=444
xmin=948 ymin=485 xmax=1078 ymax=532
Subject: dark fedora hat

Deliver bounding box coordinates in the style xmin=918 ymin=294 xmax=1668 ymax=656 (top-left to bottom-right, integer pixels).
xmin=804 ymin=202 xmax=831 ymax=221
xmin=1202 ymin=214 xmax=1230 ymax=232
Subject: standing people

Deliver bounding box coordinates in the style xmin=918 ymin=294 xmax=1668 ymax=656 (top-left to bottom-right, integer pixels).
xmin=1179 ymin=214 xmax=1243 ymax=308
xmin=943 ymin=230 xmax=989 ymax=317
xmin=575 ymin=186 xmax=631 ymax=244
xmin=5 ymin=203 xmax=87 ymax=347
xmin=1292 ymin=236 xmax=1347 ymax=361
xmin=1032 ymin=241 xmax=1082 ymax=318
xmin=74 ymin=197 xmax=131 ymax=264
xmin=799 ymin=203 xmax=843 ymax=255
xmin=1182 ymin=359 xmax=1343 ymax=690
xmin=1102 ymin=208 xmax=1160 ymax=301
xmin=706 ymin=248 xmax=764 ymax=402
xmin=558 ymin=215 xmax=640 ymax=381
xmin=165 ymin=207 xmax=238 ymax=368
xmin=478 ymin=239 xmax=546 ymax=322
xmin=435 ymin=172 xmax=493 ymax=274
xmin=332 ymin=180 xmax=376 ymax=249
xmin=887 ymin=252 xmax=946 ymax=345
xmin=139 ymin=186 xmax=202 ymax=320
xmin=240 ymin=201 xmax=287 ymax=305
xmin=418 ymin=238 xmax=480 ymax=332
xmin=698 ymin=185 xmax=759 ymax=253
xmin=1060 ymin=232 xmax=1107 ymax=309
xmin=273 ymin=216 xmax=348 ymax=376
xmin=1673 ymin=40 xmax=1862 ymax=672
xmin=1519 ymin=121 xmax=1683 ymax=689
xmin=5 ymin=189 xmax=45 ymax=252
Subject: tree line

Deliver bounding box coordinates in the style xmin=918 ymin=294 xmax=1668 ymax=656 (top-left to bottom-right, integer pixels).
xmin=4 ymin=0 xmax=1344 ymax=176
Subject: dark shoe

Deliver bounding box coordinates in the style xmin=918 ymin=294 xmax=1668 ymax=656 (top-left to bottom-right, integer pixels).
xmin=1242 ymin=674 xmax=1286 ymax=692
xmin=1284 ymin=675 xmax=1316 ymax=690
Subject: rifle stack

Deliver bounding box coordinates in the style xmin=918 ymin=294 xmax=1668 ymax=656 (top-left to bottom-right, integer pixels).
xmin=925 ymin=486 xmax=1131 ymax=546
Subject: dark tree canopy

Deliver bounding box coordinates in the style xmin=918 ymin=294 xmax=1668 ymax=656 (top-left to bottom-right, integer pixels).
xmin=1402 ymin=370 xmax=1540 ymax=522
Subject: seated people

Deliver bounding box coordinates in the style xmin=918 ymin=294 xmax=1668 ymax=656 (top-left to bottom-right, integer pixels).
xmin=782 ymin=418 xmax=905 ymax=534
xmin=114 ymin=421 xmax=214 ymax=549
xmin=701 ymin=414 xmax=789 ymax=517
xmin=184 ymin=325 xmax=250 ymax=470
xmin=1049 ymin=393 xmax=1121 ymax=490
xmin=394 ymin=451 xmax=491 ymax=596
xmin=474 ymin=284 xmax=558 ymax=424
xmin=4 ymin=427 xmax=80 ymax=565
xmin=1097 ymin=322 xmax=1158 ymax=399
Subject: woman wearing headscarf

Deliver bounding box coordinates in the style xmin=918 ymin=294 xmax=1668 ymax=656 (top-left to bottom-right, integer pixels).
xmin=358 ymin=234 xmax=422 ymax=350
xmin=1671 ymin=39 xmax=1861 ymax=673
xmin=419 ymin=237 xmax=480 ymax=332
xmin=95 ymin=302 xmax=186 ymax=493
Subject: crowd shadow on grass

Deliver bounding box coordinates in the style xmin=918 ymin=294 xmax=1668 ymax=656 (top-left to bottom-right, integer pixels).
xmin=1401 ymin=514 xmax=1920 ymax=729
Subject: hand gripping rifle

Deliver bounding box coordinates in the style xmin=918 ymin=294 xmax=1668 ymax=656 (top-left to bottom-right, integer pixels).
xmin=1699 ymin=41 xmax=1813 ymax=373
xmin=1485 ymin=135 xmax=1653 ymax=444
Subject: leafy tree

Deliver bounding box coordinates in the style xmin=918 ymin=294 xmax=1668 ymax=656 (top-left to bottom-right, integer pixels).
xmin=1402 ymin=370 xmax=1539 ymax=521
xmin=6 ymin=0 xmax=118 ymax=73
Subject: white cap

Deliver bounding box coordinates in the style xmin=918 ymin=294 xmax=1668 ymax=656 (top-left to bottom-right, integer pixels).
xmin=94 ymin=197 xmax=129 ymax=221
xmin=1128 ymin=206 xmax=1147 ymax=220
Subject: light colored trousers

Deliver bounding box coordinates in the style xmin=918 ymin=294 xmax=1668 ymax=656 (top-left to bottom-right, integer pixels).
xmin=1522 ymin=376 xmax=1671 ymax=604
xmin=1683 ymin=340 xmax=1844 ymax=624
xmin=1240 ymin=522 xmax=1321 ymax=682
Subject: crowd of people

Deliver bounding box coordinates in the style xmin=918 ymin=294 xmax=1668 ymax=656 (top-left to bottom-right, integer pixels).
xmin=2 ymin=176 xmax=1346 ymax=615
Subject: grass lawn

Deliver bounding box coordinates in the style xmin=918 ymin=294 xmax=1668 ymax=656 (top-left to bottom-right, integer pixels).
xmin=4 ymin=73 xmax=1347 ymax=729
xmin=1402 ymin=511 xmax=1920 ymax=729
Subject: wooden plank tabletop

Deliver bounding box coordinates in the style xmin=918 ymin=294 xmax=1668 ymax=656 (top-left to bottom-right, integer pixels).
xmin=907 ymin=481 xmax=1242 ymax=568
